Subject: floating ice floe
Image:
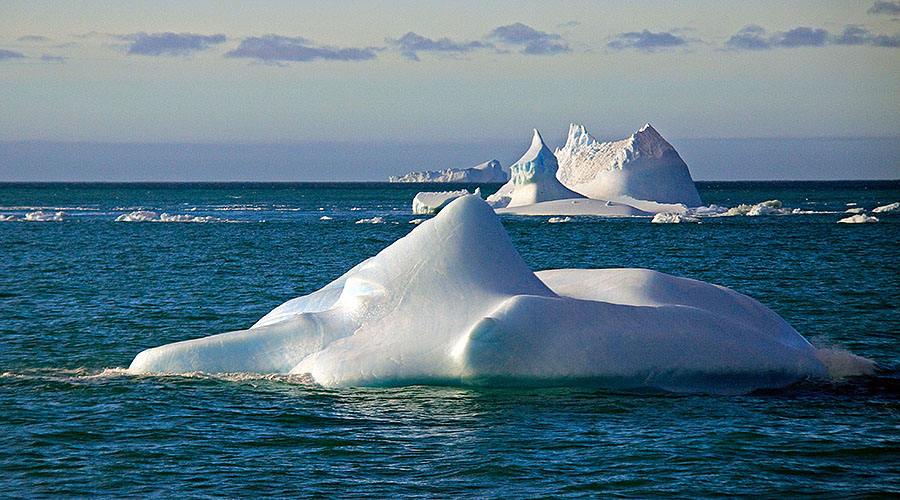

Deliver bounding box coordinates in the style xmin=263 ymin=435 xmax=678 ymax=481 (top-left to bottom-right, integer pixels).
xmin=409 ymin=218 xmax=425 ymax=225
xmin=651 ymin=212 xmax=698 ymax=224
xmin=319 ymin=216 xmax=333 ymax=221
xmin=873 ymin=202 xmax=899 ymax=213
xmin=724 ymin=200 xmax=795 ymax=216
xmin=837 ymin=214 xmax=879 ymax=224
xmin=355 ymin=217 xmax=385 ymax=224
xmin=23 ymin=210 xmax=68 ymax=221
xmin=412 ymin=188 xmax=481 ymax=215
xmin=845 ymin=207 xmax=865 ymax=214
xmin=547 ymin=217 xmax=572 ymax=223
xmin=390 ymin=159 xmax=508 ymax=183
xmin=129 ymin=195 xmax=847 ymax=394
xmin=114 ymin=211 xmax=228 ymax=223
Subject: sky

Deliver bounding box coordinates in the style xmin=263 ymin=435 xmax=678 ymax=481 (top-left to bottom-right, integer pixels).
xmin=1 ymin=0 xmax=899 ymax=180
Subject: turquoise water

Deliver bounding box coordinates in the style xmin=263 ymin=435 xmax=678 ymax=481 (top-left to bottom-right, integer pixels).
xmin=1 ymin=182 xmax=898 ymax=498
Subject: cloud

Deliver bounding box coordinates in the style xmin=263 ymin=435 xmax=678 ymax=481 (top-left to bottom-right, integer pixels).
xmin=725 ymin=25 xmax=828 ymax=50
xmin=607 ymin=29 xmax=689 ymax=52
xmin=0 ymin=49 xmax=26 ymax=60
xmin=832 ymin=25 xmax=873 ymax=45
xmin=225 ymin=35 xmax=377 ymax=63
xmin=120 ymin=32 xmax=226 ymax=56
xmin=18 ymin=35 xmax=49 ymax=42
xmin=775 ymin=27 xmax=828 ymax=47
xmin=868 ymin=1 xmax=900 ymax=14
xmin=40 ymin=54 xmax=65 ymax=63
xmin=387 ymin=32 xmax=489 ymax=61
xmin=872 ymin=33 xmax=900 ymax=46
xmin=726 ymin=24 xmax=900 ymax=50
xmin=724 ymin=25 xmax=771 ymax=50
xmin=488 ymin=23 xmax=570 ymax=55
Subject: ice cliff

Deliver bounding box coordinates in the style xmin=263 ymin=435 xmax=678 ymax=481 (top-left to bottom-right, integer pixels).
xmin=390 ymin=159 xmax=508 ymax=183
xmin=555 ymin=123 xmax=703 ymax=207
xmin=129 ymin=195 xmax=828 ymax=394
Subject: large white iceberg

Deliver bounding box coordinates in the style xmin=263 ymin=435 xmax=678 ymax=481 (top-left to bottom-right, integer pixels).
xmin=129 ymin=195 xmax=831 ymax=394
xmin=390 ymin=160 xmax=508 ymax=183
xmin=555 ymin=123 xmax=703 ymax=208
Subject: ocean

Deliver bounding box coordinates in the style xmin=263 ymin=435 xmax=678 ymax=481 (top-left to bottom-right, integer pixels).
xmin=1 ymin=181 xmax=898 ymax=498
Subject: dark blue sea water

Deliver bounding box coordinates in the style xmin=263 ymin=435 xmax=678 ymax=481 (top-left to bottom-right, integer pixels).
xmin=1 ymin=181 xmax=898 ymax=498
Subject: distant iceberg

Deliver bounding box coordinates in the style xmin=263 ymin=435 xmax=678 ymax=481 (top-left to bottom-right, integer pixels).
xmin=129 ymin=195 xmax=830 ymax=394
xmin=555 ymin=123 xmax=703 ymax=208
xmin=390 ymin=160 xmax=508 ymax=183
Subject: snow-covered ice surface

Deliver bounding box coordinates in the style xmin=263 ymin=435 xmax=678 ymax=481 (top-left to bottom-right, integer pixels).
xmin=412 ymin=188 xmax=480 ymax=214
xmin=129 ymin=195 xmax=832 ymax=394
xmin=873 ymin=202 xmax=899 ymax=213
xmin=390 ymin=159 xmax=507 ymax=183
xmin=555 ymin=123 xmax=703 ymax=208
xmin=838 ymin=214 xmax=879 ymax=224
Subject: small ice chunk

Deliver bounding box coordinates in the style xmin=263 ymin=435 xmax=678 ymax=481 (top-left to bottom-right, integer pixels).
xmin=548 ymin=217 xmax=572 ymax=223
xmin=837 ymin=214 xmax=878 ymax=224
xmin=845 ymin=207 xmax=865 ymax=214
xmin=412 ymin=189 xmax=471 ymax=214
xmin=25 ymin=210 xmax=67 ymax=221
xmin=320 ymin=216 xmax=333 ymax=220
xmin=409 ymin=218 xmax=425 ymax=225
xmin=872 ymin=202 xmax=899 ymax=213
xmin=651 ymin=212 xmax=698 ymax=223
xmin=355 ymin=217 xmax=385 ymax=224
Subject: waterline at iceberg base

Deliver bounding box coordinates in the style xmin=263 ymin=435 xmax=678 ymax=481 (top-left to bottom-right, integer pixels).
xmin=129 ymin=195 xmax=865 ymax=393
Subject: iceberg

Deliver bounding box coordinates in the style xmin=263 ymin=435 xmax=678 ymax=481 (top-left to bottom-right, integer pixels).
xmin=485 ymin=129 xmax=590 ymax=211
xmin=129 ymin=195 xmax=829 ymax=394
xmin=555 ymin=123 xmax=703 ymax=208
xmin=390 ymin=160 xmax=508 ymax=183
xmin=412 ymin=188 xmax=480 ymax=214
